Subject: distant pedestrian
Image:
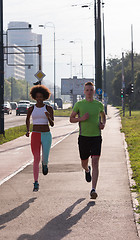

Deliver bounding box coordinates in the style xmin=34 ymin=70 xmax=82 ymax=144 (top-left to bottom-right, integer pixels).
xmin=70 ymin=82 xmax=106 ymax=199
xmin=26 ymin=85 xmax=54 ymax=192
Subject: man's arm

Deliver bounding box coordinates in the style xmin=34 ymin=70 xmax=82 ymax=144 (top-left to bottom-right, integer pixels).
xmin=99 ymin=111 xmax=106 ymax=130
xmin=70 ymin=111 xmax=89 ymax=123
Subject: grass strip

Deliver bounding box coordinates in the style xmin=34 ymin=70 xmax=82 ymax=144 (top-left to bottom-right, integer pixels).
xmin=120 ymin=109 xmax=140 ymax=192
xmin=54 ymin=108 xmax=72 ymax=116
xmin=0 ymin=124 xmax=33 ymax=145
xmin=119 ymin=108 xmax=140 ymax=217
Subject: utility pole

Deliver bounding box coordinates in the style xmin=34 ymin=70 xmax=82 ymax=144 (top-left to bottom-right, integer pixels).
xmin=0 ymin=0 xmax=4 ymax=135
xmin=131 ymin=24 xmax=134 ymax=113
xmin=11 ymin=77 xmax=14 ymax=102
xmin=94 ymin=0 xmax=97 ymax=87
xmin=122 ymin=52 xmax=125 ymax=117
xmin=95 ymin=0 xmax=102 ymax=101
xmin=102 ymin=6 xmax=107 ymax=114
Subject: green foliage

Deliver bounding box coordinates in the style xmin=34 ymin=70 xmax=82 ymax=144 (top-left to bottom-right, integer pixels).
xmin=106 ymin=52 xmax=140 ymax=109
xmin=4 ymin=77 xmax=32 ymax=102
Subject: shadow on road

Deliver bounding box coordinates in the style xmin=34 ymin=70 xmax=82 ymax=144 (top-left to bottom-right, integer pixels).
xmin=0 ymin=198 xmax=37 ymax=229
xmin=17 ymin=198 xmax=95 ymax=240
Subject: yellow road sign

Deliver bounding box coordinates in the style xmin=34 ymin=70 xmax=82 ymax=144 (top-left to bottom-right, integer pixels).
xmin=34 ymin=70 xmax=46 ymax=80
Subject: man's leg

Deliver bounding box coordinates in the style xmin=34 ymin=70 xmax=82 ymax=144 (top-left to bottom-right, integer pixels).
xmin=91 ymin=155 xmax=100 ymax=189
xmin=81 ymin=159 xmax=89 ymax=172
xmin=81 ymin=159 xmax=92 ymax=182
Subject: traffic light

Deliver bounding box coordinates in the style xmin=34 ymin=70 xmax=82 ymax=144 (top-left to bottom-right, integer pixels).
xmin=120 ymin=89 xmax=124 ymax=98
xmin=130 ymin=83 xmax=134 ymax=93
xmin=126 ymin=83 xmax=134 ymax=95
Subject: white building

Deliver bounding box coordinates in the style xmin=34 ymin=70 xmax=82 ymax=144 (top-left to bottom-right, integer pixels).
xmin=6 ymin=21 xmax=42 ymax=84
xmin=4 ymin=44 xmax=25 ymax=80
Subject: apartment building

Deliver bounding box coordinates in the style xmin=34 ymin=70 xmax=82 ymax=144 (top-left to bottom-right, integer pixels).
xmin=5 ymin=21 xmax=42 ymax=84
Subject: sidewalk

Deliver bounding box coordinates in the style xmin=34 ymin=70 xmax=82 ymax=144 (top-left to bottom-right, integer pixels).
xmin=0 ymin=106 xmax=139 ymax=240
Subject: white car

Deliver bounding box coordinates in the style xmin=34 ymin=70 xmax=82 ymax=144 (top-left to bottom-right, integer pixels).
xmin=19 ymin=100 xmax=30 ymax=105
xmin=4 ymin=101 xmax=12 ymax=114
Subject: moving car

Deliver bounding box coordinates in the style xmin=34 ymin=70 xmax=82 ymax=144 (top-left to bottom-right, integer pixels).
xmin=4 ymin=101 xmax=12 ymax=114
xmin=16 ymin=103 xmax=30 ymax=115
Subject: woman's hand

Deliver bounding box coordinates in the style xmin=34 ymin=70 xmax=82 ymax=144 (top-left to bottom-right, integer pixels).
xmin=26 ymin=131 xmax=30 ymax=137
xmin=44 ymin=111 xmax=50 ymax=118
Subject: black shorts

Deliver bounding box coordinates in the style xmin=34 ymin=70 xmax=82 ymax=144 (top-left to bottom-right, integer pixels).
xmin=78 ymin=135 xmax=102 ymax=160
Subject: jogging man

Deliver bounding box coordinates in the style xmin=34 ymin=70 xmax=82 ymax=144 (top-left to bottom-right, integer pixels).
xmin=70 ymin=82 xmax=106 ymax=199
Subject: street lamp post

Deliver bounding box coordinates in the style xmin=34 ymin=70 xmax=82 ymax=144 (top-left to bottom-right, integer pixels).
xmin=95 ymin=0 xmax=102 ymax=100
xmin=69 ymin=40 xmax=83 ymax=78
xmin=82 ymin=1 xmax=102 ymax=100
xmin=0 ymin=0 xmax=4 ymax=135
xmin=61 ymin=53 xmax=72 ymax=78
xmin=102 ymin=2 xmax=107 ymax=114
xmin=39 ymin=23 xmax=56 ymax=109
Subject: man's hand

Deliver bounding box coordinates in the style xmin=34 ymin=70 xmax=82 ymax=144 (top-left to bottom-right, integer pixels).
xmin=99 ymin=122 xmax=105 ymax=130
xmin=81 ymin=112 xmax=89 ymax=121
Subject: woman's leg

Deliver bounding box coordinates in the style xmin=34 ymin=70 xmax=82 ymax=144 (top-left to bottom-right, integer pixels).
xmin=31 ymin=132 xmax=41 ymax=182
xmin=41 ymin=132 xmax=52 ymax=166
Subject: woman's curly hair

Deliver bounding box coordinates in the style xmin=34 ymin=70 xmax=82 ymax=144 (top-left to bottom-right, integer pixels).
xmin=30 ymin=85 xmax=51 ymax=100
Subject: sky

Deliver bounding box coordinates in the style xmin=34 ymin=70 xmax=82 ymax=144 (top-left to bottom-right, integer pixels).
xmin=3 ymin=0 xmax=140 ymax=87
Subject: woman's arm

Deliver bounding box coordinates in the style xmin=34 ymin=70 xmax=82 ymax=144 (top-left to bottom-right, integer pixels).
xmin=25 ymin=106 xmax=34 ymax=137
xmin=45 ymin=105 xmax=54 ymax=127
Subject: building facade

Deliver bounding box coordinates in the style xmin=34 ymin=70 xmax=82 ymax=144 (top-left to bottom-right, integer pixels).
xmin=4 ymin=44 xmax=25 ymax=80
xmin=5 ymin=21 xmax=42 ymax=84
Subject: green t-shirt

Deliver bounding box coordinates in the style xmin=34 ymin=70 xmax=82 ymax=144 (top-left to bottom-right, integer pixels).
xmin=73 ymin=99 xmax=104 ymax=137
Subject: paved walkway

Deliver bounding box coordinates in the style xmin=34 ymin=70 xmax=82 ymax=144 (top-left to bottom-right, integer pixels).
xmin=0 ymin=106 xmax=139 ymax=240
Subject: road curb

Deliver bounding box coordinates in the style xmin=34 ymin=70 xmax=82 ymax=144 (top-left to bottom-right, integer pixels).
xmin=123 ymin=132 xmax=140 ymax=238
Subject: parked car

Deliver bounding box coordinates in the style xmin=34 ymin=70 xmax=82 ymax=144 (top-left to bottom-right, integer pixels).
xmin=4 ymin=101 xmax=12 ymax=114
xmin=18 ymin=100 xmax=30 ymax=105
xmin=55 ymin=98 xmax=63 ymax=108
xmin=10 ymin=102 xmax=18 ymax=109
xmin=16 ymin=103 xmax=30 ymax=115
xmin=43 ymin=101 xmax=51 ymax=106
xmin=30 ymin=102 xmax=36 ymax=107
xmin=50 ymin=102 xmax=58 ymax=110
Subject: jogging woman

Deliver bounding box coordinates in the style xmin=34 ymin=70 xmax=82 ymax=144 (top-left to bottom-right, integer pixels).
xmin=26 ymin=85 xmax=54 ymax=192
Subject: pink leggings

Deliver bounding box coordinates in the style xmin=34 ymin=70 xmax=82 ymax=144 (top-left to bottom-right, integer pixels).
xmin=31 ymin=131 xmax=52 ymax=181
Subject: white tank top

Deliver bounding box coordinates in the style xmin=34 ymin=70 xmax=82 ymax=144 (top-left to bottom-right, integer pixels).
xmin=32 ymin=105 xmax=49 ymax=125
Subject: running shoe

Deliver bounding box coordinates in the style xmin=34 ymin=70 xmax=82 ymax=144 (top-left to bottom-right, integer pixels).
xmin=85 ymin=166 xmax=91 ymax=182
xmin=42 ymin=162 xmax=48 ymax=175
xmin=33 ymin=181 xmax=39 ymax=192
xmin=90 ymin=188 xmax=98 ymax=199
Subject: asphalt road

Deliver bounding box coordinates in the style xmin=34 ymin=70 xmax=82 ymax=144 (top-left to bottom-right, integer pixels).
xmin=0 ymin=106 xmax=139 ymax=240
xmin=4 ymin=103 xmax=72 ymax=130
